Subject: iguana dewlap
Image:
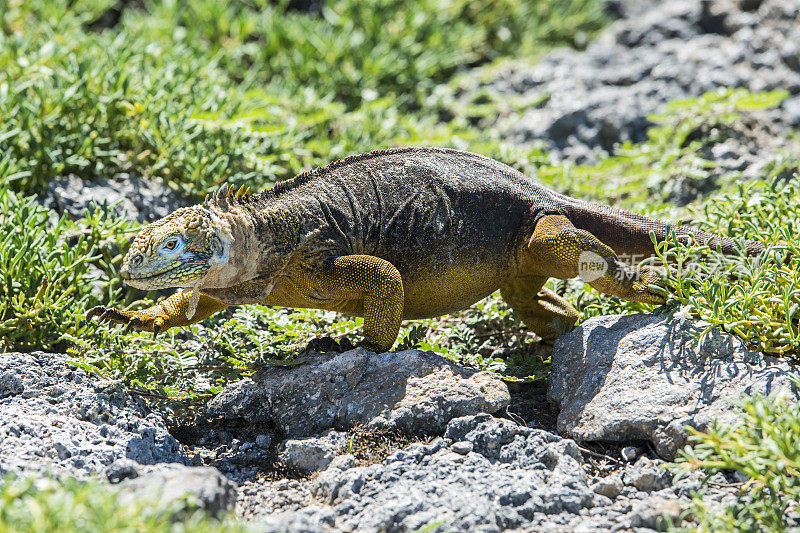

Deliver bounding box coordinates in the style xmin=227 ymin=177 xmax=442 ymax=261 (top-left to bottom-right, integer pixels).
xmin=87 ymin=147 xmax=763 ymax=352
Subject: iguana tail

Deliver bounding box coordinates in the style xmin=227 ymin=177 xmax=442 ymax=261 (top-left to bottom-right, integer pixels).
xmin=555 ymin=193 xmax=765 ymax=259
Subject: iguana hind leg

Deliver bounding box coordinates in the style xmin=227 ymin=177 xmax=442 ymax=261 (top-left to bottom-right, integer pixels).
xmin=525 ymin=215 xmax=666 ymax=304
xmin=500 ymin=274 xmax=579 ymax=342
xmin=87 ymin=290 xmax=228 ymax=335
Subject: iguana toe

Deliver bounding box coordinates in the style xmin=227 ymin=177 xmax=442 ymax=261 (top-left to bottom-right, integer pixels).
xmin=86 ymin=305 xmax=161 ymax=333
xmin=632 ymin=270 xmax=669 ymax=304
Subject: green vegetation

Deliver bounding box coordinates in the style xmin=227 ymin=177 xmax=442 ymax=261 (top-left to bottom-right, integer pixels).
xmin=0 ymin=161 xmax=132 ymax=352
xmin=2 ymin=2 xmax=800 ymax=532
xmin=673 ymin=380 xmax=800 ymax=532
xmin=654 ymin=179 xmax=800 ymax=355
xmin=0 ymin=0 xmax=606 ymax=196
xmin=0 ymin=474 xmax=248 ymax=532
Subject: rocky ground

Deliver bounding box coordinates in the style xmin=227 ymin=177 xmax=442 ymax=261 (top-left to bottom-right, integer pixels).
xmin=4 ymin=314 xmax=795 ymax=531
xmin=492 ymin=0 xmax=800 ymax=165
xmin=5 ymin=0 xmax=800 ymax=531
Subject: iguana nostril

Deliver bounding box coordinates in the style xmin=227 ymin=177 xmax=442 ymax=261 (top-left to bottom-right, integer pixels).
xmin=130 ymin=254 xmax=144 ymax=268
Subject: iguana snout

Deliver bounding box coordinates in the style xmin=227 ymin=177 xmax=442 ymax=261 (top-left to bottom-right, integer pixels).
xmin=121 ymin=206 xmax=227 ymax=291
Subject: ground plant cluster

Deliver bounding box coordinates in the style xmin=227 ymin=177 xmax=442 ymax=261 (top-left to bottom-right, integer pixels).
xmin=1 ymin=0 xmax=799 ymax=530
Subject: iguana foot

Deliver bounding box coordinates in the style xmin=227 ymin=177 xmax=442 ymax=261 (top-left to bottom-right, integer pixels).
xmin=354 ymin=339 xmax=385 ymax=353
xmin=86 ymin=305 xmax=166 ymax=336
xmin=628 ymin=268 xmax=668 ymax=305
xmin=85 ymin=292 xmax=229 ymax=337
xmin=527 ymin=215 xmax=670 ymax=305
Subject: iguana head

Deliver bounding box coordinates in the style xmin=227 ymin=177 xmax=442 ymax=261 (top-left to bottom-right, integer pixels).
xmin=120 ymin=206 xmax=230 ymax=290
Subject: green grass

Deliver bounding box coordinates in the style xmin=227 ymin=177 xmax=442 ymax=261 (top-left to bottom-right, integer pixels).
xmin=567 ymin=175 xmax=800 ymax=358
xmin=125 ymin=0 xmax=607 ymax=108
xmin=0 ymin=474 xmax=248 ymax=532
xmin=654 ymin=179 xmax=800 ymax=356
xmin=532 ymin=88 xmax=792 ymax=210
xmin=0 ymin=0 xmax=606 ymax=196
xmin=0 ymin=160 xmax=133 ymax=352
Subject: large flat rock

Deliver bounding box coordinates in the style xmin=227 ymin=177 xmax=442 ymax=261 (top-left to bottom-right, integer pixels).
xmin=547 ymin=314 xmax=799 ymax=459
xmin=206 ymin=348 xmax=510 ymax=437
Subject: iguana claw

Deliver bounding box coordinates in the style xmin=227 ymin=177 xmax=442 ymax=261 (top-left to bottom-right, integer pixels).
xmin=86 ymin=304 xmax=159 ymax=334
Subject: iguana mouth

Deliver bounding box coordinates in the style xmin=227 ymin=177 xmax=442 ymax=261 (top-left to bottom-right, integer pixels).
xmin=123 ymin=262 xmax=210 ymax=291
xmin=123 ymin=265 xmax=180 ymax=281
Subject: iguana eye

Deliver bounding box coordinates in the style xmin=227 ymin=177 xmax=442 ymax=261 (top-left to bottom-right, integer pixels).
xmin=164 ymin=239 xmax=178 ymax=251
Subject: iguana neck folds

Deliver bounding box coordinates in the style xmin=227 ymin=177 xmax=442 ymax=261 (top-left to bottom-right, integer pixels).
xmin=200 ymin=205 xmax=271 ymax=291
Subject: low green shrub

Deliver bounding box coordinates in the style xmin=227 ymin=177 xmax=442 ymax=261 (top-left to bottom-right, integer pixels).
xmin=578 ymin=177 xmax=800 ymax=358
xmin=673 ymin=379 xmax=800 ymax=532
xmin=532 ymin=88 xmax=793 ymax=209
xmin=1 ymin=0 xmax=604 ymax=196
xmin=573 ymin=176 xmax=800 ymax=357
xmin=0 ymin=158 xmax=134 ymax=351
xmin=0 ymin=28 xmax=259 ymax=195
xmin=128 ymin=0 xmax=608 ymax=108
xmin=69 ymin=304 xmax=362 ymax=418
xmin=653 ymin=178 xmax=800 ymax=356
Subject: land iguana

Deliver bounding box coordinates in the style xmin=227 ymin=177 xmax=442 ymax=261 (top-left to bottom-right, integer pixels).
xmin=87 ymin=147 xmax=764 ymax=352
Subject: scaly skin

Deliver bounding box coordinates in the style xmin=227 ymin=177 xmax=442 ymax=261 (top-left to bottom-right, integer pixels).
xmin=87 ymin=147 xmax=764 ymax=351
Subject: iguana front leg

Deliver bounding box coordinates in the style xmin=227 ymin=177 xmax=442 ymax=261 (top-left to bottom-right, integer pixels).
xmin=527 ymin=215 xmax=667 ymax=304
xmin=312 ymin=255 xmax=405 ymax=352
xmin=87 ymin=291 xmax=229 ymax=335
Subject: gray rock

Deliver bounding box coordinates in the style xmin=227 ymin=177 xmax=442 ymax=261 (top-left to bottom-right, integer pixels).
xmin=592 ymin=475 xmax=623 ymax=499
xmin=106 ymin=458 xmax=139 ymax=483
xmin=41 ymin=173 xmax=188 ymax=223
xmin=629 ymin=496 xmax=683 ymax=530
xmin=783 ymin=95 xmax=800 ymax=128
xmin=326 ymin=454 xmax=356 ymax=472
xmin=548 ymin=314 xmax=799 ymax=459
xmin=0 ymin=352 xmax=189 ymax=478
xmin=273 ymin=414 xmax=595 ymax=532
xmin=239 ymin=416 xmax=746 ymax=531
xmin=259 ymin=509 xmax=337 ymax=533
xmin=622 ymin=457 xmax=673 ymax=492
xmin=450 ymin=440 xmax=473 ymax=455
xmin=280 ymin=431 xmax=348 ymax=473
xmin=119 ymin=463 xmax=237 ymax=517
xmin=207 ymin=348 xmax=510 ymax=437
xmin=0 ymin=371 xmax=23 ymax=396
